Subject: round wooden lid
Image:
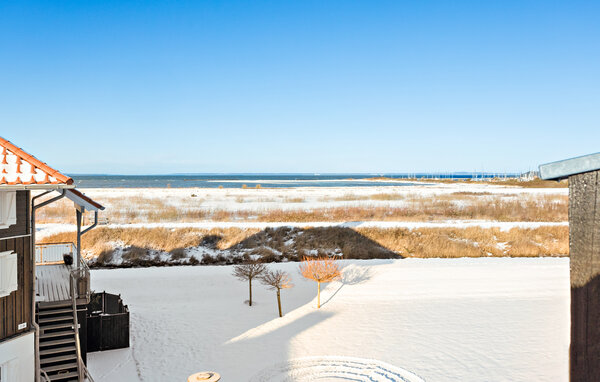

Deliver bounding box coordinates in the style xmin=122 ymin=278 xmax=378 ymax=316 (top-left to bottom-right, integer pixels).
xmin=187 ymin=372 xmax=221 ymax=382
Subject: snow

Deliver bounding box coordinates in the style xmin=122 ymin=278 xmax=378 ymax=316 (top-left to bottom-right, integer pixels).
xmin=88 ymin=257 xmax=569 ymax=381
xmin=64 ymin=183 xmax=567 ymax=213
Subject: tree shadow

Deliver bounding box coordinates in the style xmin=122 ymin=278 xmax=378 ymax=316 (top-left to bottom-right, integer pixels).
xmin=219 ymin=310 xmax=336 ymax=380
xmin=320 ymin=264 xmax=374 ymax=307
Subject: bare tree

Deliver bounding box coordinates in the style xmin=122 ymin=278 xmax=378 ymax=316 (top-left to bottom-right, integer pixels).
xmin=299 ymin=256 xmax=341 ymax=308
xmin=232 ymin=261 xmax=267 ymax=306
xmin=260 ymin=269 xmax=293 ymax=317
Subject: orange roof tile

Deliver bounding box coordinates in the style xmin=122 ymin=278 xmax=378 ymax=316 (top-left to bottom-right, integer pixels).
xmin=0 ymin=137 xmax=74 ymax=186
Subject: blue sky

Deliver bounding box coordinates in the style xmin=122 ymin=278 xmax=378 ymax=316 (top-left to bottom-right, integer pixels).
xmin=1 ymin=0 xmax=598 ymax=174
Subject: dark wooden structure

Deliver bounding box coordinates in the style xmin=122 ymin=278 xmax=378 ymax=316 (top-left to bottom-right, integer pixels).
xmin=87 ymin=292 xmax=130 ymax=352
xmin=0 ymin=190 xmax=32 ymax=341
xmin=540 ymin=152 xmax=600 ymax=381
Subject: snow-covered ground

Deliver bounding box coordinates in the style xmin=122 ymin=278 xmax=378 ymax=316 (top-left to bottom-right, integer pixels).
xmin=72 ymin=183 xmax=567 ymax=213
xmin=88 ymin=257 xmax=569 ymax=381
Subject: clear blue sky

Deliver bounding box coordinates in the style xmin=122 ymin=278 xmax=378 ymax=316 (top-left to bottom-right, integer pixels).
xmin=1 ymin=0 xmax=598 ymax=174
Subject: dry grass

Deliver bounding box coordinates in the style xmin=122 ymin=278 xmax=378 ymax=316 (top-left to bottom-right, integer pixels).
xmin=256 ymin=195 xmax=567 ymax=222
xmin=357 ymin=226 xmax=568 ymax=258
xmin=43 ymin=227 xmax=260 ymax=255
xmin=35 ymin=192 xmax=568 ymax=224
xmin=42 ymin=225 xmax=568 ymax=264
xmin=283 ymin=197 xmax=305 ymax=203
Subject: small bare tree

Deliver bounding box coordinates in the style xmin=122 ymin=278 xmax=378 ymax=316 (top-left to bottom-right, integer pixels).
xmin=260 ymin=269 xmax=293 ymax=317
xmin=299 ymin=256 xmax=341 ymax=308
xmin=232 ymin=261 xmax=267 ymax=306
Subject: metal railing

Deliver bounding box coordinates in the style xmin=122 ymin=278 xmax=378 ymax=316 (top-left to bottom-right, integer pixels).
xmin=73 ymin=255 xmax=91 ymax=302
xmin=36 ymin=242 xmax=76 ymax=265
xmin=70 ymin=268 xmax=95 ymax=382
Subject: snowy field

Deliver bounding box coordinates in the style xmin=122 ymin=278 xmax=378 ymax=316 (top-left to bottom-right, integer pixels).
xmin=36 ymin=182 xmax=567 ymax=240
xmin=74 ymin=182 xmax=567 ymax=213
xmin=88 ymin=257 xmax=569 ymax=381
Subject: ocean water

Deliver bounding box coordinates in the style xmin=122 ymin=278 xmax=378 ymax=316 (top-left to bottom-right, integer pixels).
xmin=70 ymin=173 xmax=517 ymax=189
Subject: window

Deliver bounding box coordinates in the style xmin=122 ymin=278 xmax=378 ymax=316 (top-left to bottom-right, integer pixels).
xmin=0 ymin=251 xmax=17 ymax=298
xmin=0 ymin=191 xmax=17 ymax=229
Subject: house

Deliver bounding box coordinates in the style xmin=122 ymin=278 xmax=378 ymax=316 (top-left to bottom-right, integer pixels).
xmin=0 ymin=137 xmax=104 ymax=382
xmin=539 ymin=152 xmax=600 ymax=381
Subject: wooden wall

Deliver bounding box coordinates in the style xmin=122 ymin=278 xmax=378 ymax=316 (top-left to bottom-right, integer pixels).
xmin=0 ymin=190 xmax=32 ymax=341
xmin=0 ymin=190 xmax=30 ymax=239
xmin=0 ymin=235 xmax=32 ymax=341
xmin=569 ymin=170 xmax=600 ymax=381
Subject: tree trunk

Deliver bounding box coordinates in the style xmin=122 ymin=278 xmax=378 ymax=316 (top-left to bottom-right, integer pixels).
xmin=317 ymin=281 xmax=321 ymax=308
xmin=277 ymin=289 xmax=282 ymax=317
xmin=249 ymin=278 xmax=252 ymax=306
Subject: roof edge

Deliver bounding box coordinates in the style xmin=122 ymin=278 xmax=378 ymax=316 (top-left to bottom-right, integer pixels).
xmin=0 ymin=136 xmax=74 ymax=185
xmin=66 ymin=188 xmax=105 ymax=211
xmin=539 ymin=152 xmax=600 ymax=181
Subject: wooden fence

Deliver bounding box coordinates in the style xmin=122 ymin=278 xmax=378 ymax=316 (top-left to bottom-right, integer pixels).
xmin=87 ymin=292 xmax=129 ymax=352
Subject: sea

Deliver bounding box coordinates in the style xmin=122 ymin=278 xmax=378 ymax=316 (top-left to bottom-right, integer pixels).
xmin=69 ymin=173 xmax=519 ymax=189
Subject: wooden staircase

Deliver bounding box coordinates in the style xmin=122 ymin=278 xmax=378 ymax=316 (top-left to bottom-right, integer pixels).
xmin=37 ymin=303 xmax=82 ymax=381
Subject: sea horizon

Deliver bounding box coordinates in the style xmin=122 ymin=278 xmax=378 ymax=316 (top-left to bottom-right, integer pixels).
xmin=69 ymin=172 xmax=522 ymax=189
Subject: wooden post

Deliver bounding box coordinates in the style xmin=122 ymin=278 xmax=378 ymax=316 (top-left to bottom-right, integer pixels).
xmin=569 ymin=170 xmax=600 ymax=381
xmin=76 ymin=208 xmax=82 ymax=269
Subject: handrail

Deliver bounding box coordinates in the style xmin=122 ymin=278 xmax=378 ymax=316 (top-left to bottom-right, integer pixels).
xmin=35 ymin=242 xmax=77 ymax=265
xmin=69 ymin=268 xmax=95 ymax=382
xmin=36 ymin=241 xmax=77 ymax=246
xmin=40 ymin=369 xmax=50 ymax=382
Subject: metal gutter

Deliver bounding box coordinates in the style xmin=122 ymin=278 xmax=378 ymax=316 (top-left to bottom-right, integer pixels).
xmin=31 ymin=190 xmax=66 ymax=382
xmin=0 ymin=184 xmax=76 ymax=191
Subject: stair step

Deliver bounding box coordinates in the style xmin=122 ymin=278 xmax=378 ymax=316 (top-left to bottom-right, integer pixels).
xmin=38 ymin=302 xmax=72 ymax=310
xmin=42 ymin=362 xmax=78 ymax=373
xmin=44 ymin=370 xmax=79 ymax=381
xmin=38 ymin=315 xmax=73 ymax=324
xmin=41 ymin=354 xmax=78 ymax=365
xmin=41 ymin=323 xmax=73 ymax=331
xmin=39 ymin=338 xmax=76 ymax=347
xmin=40 ymin=329 xmax=75 ymax=339
xmin=38 ymin=308 xmax=74 ymax=316
xmin=40 ymin=345 xmax=76 ymax=356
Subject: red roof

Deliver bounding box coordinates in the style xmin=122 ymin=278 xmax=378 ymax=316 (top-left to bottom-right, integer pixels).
xmin=0 ymin=137 xmax=74 ymax=186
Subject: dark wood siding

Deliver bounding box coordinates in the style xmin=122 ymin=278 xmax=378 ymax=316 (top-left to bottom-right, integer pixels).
xmin=87 ymin=292 xmax=130 ymax=353
xmin=569 ymin=170 xmax=600 ymax=381
xmin=0 ymin=235 xmax=33 ymax=340
xmin=0 ymin=190 xmax=30 ymax=239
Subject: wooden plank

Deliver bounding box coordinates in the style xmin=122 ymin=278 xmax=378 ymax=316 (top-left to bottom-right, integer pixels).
xmin=6 ymin=238 xmax=15 ymax=337
xmin=24 ymin=236 xmax=31 ymax=329
xmin=569 ymin=170 xmax=600 ymax=381
xmin=36 ymin=264 xmax=73 ymax=303
xmin=16 ymin=236 xmax=24 ymax=330
xmin=0 ymin=238 xmax=5 ymax=339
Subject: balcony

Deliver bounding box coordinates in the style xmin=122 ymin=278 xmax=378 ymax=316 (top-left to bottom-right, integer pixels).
xmin=35 ymin=242 xmax=91 ymax=307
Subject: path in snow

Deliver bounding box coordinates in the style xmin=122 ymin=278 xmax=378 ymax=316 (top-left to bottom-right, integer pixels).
xmin=249 ymin=356 xmax=425 ymax=382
